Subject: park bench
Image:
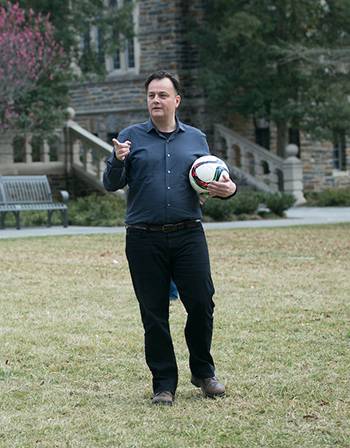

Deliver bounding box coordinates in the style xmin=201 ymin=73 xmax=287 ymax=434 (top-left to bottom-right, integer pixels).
xmin=0 ymin=175 xmax=69 ymax=230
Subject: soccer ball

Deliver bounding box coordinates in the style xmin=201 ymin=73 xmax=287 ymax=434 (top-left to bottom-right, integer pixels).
xmin=189 ymin=155 xmax=229 ymax=194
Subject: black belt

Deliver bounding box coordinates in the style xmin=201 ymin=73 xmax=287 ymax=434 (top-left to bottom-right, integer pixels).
xmin=126 ymin=219 xmax=201 ymax=233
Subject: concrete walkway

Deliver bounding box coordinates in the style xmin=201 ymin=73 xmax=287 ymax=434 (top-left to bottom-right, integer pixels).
xmin=0 ymin=207 xmax=350 ymax=240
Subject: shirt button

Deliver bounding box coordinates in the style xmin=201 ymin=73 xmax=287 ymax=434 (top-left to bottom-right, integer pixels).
xmin=167 ymin=170 xmax=171 ymax=174
xmin=167 ymin=154 xmax=170 ymax=157
xmin=168 ymin=203 xmax=171 ymax=207
xmin=167 ymin=186 xmax=171 ymax=190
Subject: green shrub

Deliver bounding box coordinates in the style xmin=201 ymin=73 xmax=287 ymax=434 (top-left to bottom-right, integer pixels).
xmin=1 ymin=189 xmax=298 ymax=228
xmin=68 ymin=193 xmax=126 ymax=226
xmin=202 ymin=191 xmax=261 ymax=221
xmin=230 ymin=191 xmax=261 ymax=215
xmin=1 ymin=193 xmax=126 ymax=228
xmin=305 ymin=188 xmax=350 ymax=206
xmin=263 ymin=192 xmax=296 ymax=216
xmin=202 ymin=196 xmax=234 ymax=221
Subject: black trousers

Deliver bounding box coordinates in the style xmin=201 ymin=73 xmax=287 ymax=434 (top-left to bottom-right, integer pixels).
xmin=125 ymin=224 xmax=216 ymax=394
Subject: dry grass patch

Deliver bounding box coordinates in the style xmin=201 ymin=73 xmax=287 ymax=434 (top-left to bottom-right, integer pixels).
xmin=0 ymin=225 xmax=349 ymax=447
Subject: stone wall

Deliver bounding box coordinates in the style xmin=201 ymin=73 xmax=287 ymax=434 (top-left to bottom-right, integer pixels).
xmin=2 ymin=0 xmax=348 ymax=193
xmin=301 ymin=138 xmax=350 ymax=191
xmin=69 ymin=0 xmax=208 ymax=143
xmin=221 ymin=114 xmax=350 ymax=191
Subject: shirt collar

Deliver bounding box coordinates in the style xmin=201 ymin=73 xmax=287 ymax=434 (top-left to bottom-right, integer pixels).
xmin=146 ymin=117 xmax=186 ymax=134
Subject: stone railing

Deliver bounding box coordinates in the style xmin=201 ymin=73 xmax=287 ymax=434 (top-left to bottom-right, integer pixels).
xmin=0 ymin=113 xmax=305 ymax=204
xmin=214 ymin=124 xmax=306 ymax=204
xmin=0 ymin=131 xmax=66 ymax=176
xmin=0 ymin=108 xmax=114 ymax=192
xmin=65 ymin=108 xmax=113 ymax=191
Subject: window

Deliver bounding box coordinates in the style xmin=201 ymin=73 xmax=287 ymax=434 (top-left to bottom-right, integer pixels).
xmin=254 ymin=118 xmax=270 ymax=150
xmin=127 ymin=38 xmax=135 ymax=68
xmin=105 ymin=0 xmax=139 ymax=74
xmin=96 ymin=28 xmax=105 ymax=65
xmin=333 ymin=130 xmax=347 ymax=171
xmin=112 ymin=36 xmax=121 ymax=69
xmin=80 ymin=0 xmax=139 ymax=75
xmin=255 ymin=127 xmax=270 ymax=150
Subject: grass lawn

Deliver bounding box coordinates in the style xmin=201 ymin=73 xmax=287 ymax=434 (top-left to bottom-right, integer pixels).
xmin=0 ymin=224 xmax=349 ymax=448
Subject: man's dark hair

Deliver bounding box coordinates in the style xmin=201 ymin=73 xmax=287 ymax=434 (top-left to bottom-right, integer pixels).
xmin=145 ymin=71 xmax=181 ymax=94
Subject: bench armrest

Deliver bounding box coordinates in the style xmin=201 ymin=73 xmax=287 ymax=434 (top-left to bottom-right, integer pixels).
xmin=59 ymin=190 xmax=70 ymax=204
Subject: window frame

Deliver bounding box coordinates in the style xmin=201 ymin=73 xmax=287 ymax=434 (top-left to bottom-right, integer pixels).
xmin=333 ymin=129 xmax=347 ymax=172
xmin=105 ymin=0 xmax=140 ymax=76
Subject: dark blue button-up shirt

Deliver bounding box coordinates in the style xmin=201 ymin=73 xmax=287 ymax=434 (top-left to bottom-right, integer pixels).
xmin=103 ymin=118 xmax=209 ymax=225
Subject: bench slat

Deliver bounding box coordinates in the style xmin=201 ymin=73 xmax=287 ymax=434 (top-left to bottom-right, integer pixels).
xmin=2 ymin=175 xmax=53 ymax=204
xmin=0 ymin=175 xmax=69 ymax=229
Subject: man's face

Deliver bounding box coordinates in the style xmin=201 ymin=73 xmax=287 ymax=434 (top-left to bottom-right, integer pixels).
xmin=147 ymin=77 xmax=181 ymax=122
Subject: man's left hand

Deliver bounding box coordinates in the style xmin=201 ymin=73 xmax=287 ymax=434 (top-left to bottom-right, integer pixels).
xmin=207 ymin=172 xmax=237 ymax=198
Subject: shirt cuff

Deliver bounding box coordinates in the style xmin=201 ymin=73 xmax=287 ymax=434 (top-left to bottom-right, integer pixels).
xmin=219 ymin=185 xmax=238 ymax=200
xmin=109 ymin=153 xmax=125 ymax=168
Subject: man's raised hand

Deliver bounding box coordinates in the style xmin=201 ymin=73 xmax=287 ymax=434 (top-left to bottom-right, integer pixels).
xmin=112 ymin=138 xmax=131 ymax=161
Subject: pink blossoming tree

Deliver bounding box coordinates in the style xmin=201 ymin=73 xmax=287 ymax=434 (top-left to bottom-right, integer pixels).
xmin=0 ymin=1 xmax=69 ymax=133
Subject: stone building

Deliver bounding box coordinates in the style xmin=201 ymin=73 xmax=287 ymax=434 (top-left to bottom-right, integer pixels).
xmin=69 ymin=0 xmax=350 ymax=193
xmin=70 ymin=0 xmax=208 ymax=144
xmin=1 ymin=0 xmax=349 ymax=195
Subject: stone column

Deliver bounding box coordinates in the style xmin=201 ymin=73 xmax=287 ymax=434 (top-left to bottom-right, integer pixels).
xmin=72 ymin=140 xmax=81 ymax=165
xmin=0 ymin=132 xmax=14 ymax=164
xmin=98 ymin=158 xmax=105 ymax=182
xmin=24 ymin=135 xmax=32 ymax=163
xmin=282 ymin=144 xmax=306 ymax=205
xmin=42 ymin=140 xmax=50 ymax=163
xmin=84 ymin=148 xmax=93 ymax=173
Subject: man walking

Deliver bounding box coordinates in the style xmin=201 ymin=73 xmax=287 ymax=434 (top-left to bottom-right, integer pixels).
xmin=103 ymin=71 xmax=236 ymax=405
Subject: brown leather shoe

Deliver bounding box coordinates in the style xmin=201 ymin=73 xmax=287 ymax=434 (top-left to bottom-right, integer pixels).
xmin=151 ymin=391 xmax=174 ymax=406
xmin=191 ymin=375 xmax=225 ymax=398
